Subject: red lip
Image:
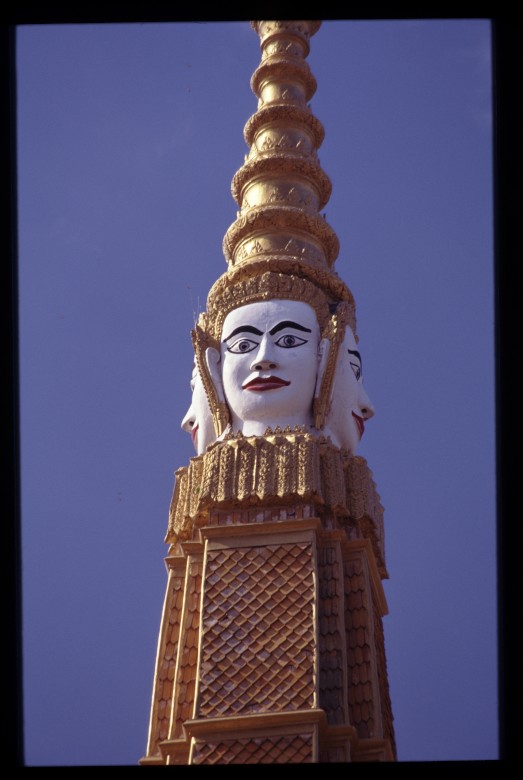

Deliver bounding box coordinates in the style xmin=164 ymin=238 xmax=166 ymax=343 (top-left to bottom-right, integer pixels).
xmin=352 ymin=412 xmax=365 ymax=439
xmin=243 ymin=376 xmax=291 ymax=392
xmin=191 ymin=424 xmax=199 ymax=446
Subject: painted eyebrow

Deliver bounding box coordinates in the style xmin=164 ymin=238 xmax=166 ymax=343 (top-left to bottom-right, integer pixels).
xmin=269 ymin=320 xmax=312 ymax=335
xmin=348 ymin=348 xmax=362 ymax=370
xmin=222 ymin=325 xmax=263 ymax=342
xmin=223 ymin=320 xmax=312 ymax=342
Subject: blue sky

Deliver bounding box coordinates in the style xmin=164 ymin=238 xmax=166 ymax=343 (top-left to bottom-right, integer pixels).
xmin=16 ymin=19 xmax=497 ymax=764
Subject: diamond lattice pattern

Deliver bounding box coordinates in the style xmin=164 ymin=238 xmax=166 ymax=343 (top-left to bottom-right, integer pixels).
xmin=192 ymin=733 xmax=313 ymax=764
xmin=197 ymin=541 xmax=316 ymax=717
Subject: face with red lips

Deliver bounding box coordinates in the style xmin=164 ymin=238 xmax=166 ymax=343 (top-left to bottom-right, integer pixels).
xmin=220 ymin=300 xmax=321 ymax=436
xmin=181 ymin=361 xmax=216 ymax=455
xmin=325 ymin=325 xmax=375 ymax=454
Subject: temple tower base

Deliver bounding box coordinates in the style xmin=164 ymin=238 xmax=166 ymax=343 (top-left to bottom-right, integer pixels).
xmin=140 ymin=435 xmax=396 ymax=764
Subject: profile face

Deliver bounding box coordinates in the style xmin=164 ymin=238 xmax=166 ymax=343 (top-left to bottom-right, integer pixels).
xmin=326 ymin=326 xmax=375 ymax=454
xmin=220 ymin=299 xmax=321 ymax=436
xmin=181 ymin=361 xmax=215 ymax=455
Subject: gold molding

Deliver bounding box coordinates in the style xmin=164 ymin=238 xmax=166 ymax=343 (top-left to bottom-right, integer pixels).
xmin=243 ymin=103 xmax=325 ymax=148
xmin=166 ymin=432 xmax=349 ymax=543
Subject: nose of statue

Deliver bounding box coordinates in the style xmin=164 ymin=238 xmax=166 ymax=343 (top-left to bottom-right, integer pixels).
xmin=181 ymin=407 xmax=195 ymax=432
xmin=250 ymin=336 xmax=278 ymax=372
xmin=359 ymin=392 xmax=375 ymax=420
xmin=251 ymin=357 xmax=278 ymax=371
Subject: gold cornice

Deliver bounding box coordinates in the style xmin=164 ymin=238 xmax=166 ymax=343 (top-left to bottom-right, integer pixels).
xmin=166 ymin=433 xmax=349 ymax=544
xmin=200 ymin=517 xmax=322 ymax=548
xmin=223 ymin=204 xmax=339 ymax=268
xmin=184 ymin=707 xmax=328 ymax=740
xmin=166 ymin=437 xmax=387 ymax=579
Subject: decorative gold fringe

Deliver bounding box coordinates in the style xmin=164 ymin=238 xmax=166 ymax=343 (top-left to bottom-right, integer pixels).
xmin=166 ymin=433 xmax=386 ymax=578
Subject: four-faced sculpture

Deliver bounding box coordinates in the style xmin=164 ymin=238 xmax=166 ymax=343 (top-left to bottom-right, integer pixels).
xmin=181 ymin=296 xmax=374 ymax=457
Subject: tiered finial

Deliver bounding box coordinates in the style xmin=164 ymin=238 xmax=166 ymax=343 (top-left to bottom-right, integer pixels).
xmin=223 ymin=20 xmax=340 ymax=275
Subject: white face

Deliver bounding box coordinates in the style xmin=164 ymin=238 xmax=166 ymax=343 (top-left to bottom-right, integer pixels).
xmin=326 ymin=326 xmax=375 ymax=454
xmin=181 ymin=361 xmax=216 ymax=455
xmin=220 ymin=299 xmax=321 ymax=436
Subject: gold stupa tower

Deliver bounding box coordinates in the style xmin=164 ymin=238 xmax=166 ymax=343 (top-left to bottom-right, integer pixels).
xmin=140 ymin=21 xmax=396 ymax=765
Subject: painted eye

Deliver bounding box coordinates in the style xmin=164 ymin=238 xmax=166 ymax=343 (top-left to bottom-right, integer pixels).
xmin=350 ymin=361 xmax=362 ymax=381
xmin=227 ymin=338 xmax=259 ymax=354
xmin=275 ymin=334 xmax=307 ymax=349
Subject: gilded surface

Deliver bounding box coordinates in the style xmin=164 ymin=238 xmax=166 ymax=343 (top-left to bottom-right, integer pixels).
xmin=243 ymin=105 xmax=325 ymax=153
xmin=230 ymin=159 xmax=333 ymax=218
xmin=170 ymin=557 xmax=202 ymax=740
xmin=167 ymin=436 xmax=386 ymax=574
xmin=313 ymin=301 xmax=352 ymax=430
xmin=145 ymin=564 xmax=185 ymax=756
xmin=166 ymin=433 xmax=350 ymax=543
xmin=219 ymin=19 xmax=343 ymax=296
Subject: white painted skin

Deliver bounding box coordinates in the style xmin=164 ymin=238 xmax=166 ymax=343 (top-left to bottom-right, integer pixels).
xmin=181 ymin=361 xmax=216 ymax=455
xmin=323 ymin=325 xmax=375 ymax=454
xmin=212 ymin=300 xmax=326 ymax=438
xmin=181 ymin=305 xmax=373 ymax=455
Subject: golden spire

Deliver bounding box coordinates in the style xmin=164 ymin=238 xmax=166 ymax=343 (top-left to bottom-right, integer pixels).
xmin=223 ymin=21 xmax=340 ymax=276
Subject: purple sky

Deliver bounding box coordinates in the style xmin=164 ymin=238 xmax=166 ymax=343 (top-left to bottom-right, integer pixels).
xmin=16 ymin=19 xmax=497 ymax=764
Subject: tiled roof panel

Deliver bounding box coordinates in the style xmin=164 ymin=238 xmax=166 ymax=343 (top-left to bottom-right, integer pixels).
xmin=192 ymin=733 xmax=314 ymax=764
xmin=197 ymin=541 xmax=316 ymax=718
